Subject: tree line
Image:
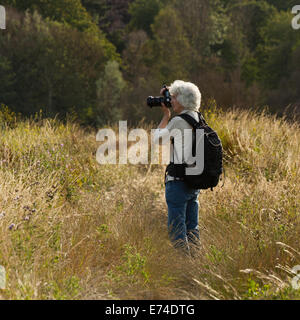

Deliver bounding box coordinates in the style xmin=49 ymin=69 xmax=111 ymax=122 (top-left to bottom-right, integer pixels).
xmin=0 ymin=0 xmax=299 ymax=127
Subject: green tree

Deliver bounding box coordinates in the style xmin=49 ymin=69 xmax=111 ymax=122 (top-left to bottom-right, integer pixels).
xmin=92 ymin=60 xmax=126 ymax=126
xmin=2 ymin=0 xmax=99 ymax=33
xmin=0 ymin=55 xmax=16 ymax=105
xmin=146 ymin=6 xmax=192 ymax=83
xmin=128 ymin=0 xmax=165 ymax=36
xmin=255 ymin=9 xmax=300 ymax=112
xmin=0 ymin=8 xmax=119 ymax=120
xmin=222 ymin=1 xmax=276 ymax=85
xmin=257 ymin=10 xmax=300 ymax=89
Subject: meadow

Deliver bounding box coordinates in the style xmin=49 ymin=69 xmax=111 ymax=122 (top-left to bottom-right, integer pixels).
xmin=0 ymin=104 xmax=299 ymax=300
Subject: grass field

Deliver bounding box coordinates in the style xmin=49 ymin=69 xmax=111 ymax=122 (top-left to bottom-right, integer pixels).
xmin=0 ymin=105 xmax=299 ymax=300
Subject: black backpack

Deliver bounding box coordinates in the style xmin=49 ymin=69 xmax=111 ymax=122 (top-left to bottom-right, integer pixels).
xmin=166 ymin=112 xmax=223 ymax=190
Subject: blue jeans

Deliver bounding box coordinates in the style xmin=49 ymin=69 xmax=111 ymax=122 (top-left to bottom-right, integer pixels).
xmin=165 ymin=180 xmax=201 ymax=251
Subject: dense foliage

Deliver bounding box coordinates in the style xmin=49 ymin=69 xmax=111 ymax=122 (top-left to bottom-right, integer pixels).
xmin=0 ymin=0 xmax=300 ymax=126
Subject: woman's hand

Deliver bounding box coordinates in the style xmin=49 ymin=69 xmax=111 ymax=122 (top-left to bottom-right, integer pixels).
xmin=157 ymin=102 xmax=171 ymax=129
xmin=160 ymin=86 xmax=171 ymax=118
xmin=160 ymin=86 xmax=170 ymax=95
xmin=161 ymin=102 xmax=171 ymax=119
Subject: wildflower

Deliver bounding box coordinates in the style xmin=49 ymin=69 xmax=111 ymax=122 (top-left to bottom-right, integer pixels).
xmin=8 ymin=223 xmax=15 ymax=230
xmin=0 ymin=212 xmax=5 ymax=219
xmin=24 ymin=216 xmax=30 ymax=221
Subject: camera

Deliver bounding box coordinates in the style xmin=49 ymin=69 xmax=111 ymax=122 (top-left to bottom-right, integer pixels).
xmin=147 ymin=85 xmax=172 ymax=108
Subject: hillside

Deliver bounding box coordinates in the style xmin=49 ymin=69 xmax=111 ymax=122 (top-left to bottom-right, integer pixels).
xmin=0 ymin=106 xmax=299 ymax=300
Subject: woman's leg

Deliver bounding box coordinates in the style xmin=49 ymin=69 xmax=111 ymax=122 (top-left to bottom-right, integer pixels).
xmin=186 ymin=190 xmax=201 ymax=247
xmin=165 ymin=181 xmax=189 ymax=250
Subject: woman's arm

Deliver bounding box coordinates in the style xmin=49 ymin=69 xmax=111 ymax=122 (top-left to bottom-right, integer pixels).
xmin=153 ymin=103 xmax=172 ymax=144
xmin=158 ymin=104 xmax=171 ymax=129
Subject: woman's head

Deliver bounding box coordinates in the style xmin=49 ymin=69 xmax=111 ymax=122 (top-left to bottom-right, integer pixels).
xmin=169 ymin=80 xmax=201 ymax=112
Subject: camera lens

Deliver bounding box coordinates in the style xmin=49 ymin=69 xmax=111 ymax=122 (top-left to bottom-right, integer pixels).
xmin=147 ymin=96 xmax=163 ymax=108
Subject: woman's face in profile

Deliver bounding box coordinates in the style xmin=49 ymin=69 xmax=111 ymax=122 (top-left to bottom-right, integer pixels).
xmin=171 ymin=95 xmax=184 ymax=113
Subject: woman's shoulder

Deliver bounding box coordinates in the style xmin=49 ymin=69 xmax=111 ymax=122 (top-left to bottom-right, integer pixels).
xmin=167 ymin=114 xmax=193 ymax=130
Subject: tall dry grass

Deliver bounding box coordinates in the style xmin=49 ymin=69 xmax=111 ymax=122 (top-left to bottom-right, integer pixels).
xmin=0 ymin=106 xmax=299 ymax=300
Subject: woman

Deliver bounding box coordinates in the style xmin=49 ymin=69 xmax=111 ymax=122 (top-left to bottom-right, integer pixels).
xmin=153 ymin=80 xmax=202 ymax=254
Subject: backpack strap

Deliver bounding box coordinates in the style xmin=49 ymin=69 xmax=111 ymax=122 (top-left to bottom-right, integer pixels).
xmin=175 ymin=113 xmax=199 ymax=129
xmin=198 ymin=112 xmax=208 ymax=126
xmin=175 ymin=112 xmax=207 ymax=128
xmin=175 ymin=113 xmax=202 ymax=158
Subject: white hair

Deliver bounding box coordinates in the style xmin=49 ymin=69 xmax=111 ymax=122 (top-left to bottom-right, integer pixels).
xmin=169 ymin=80 xmax=201 ymax=112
